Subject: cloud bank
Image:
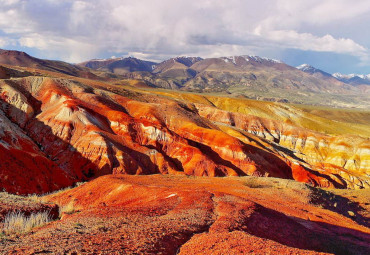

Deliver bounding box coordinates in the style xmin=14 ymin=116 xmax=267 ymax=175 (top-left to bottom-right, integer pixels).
xmin=0 ymin=0 xmax=369 ymax=67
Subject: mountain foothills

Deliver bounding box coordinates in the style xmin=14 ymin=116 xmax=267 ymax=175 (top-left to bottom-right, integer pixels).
xmin=0 ymin=49 xmax=369 ymax=254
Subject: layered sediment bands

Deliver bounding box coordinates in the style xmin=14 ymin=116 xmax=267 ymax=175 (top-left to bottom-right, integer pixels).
xmin=0 ymin=75 xmax=369 ymax=192
xmin=195 ymin=104 xmax=370 ymax=189
xmin=0 ymin=107 xmax=72 ymax=195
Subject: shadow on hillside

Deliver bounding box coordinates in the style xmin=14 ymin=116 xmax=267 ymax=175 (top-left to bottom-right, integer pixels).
xmin=243 ymin=205 xmax=370 ymax=255
xmin=308 ymin=186 xmax=369 ymax=226
xmin=0 ymin=78 xmax=190 ymax=194
xmin=283 ymin=215 xmax=370 ymax=255
xmin=0 ymin=82 xmax=97 ymax=194
xmin=185 ymin=136 xmax=295 ymax=179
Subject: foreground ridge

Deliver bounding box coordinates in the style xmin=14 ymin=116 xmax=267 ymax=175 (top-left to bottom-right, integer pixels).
xmin=1 ymin=175 xmax=369 ymax=254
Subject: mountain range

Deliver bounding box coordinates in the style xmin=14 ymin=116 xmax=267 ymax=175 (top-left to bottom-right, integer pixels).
xmin=80 ymin=55 xmax=370 ymax=93
xmin=297 ymin=63 xmax=370 ymax=91
xmin=333 ymin=72 xmax=370 ymax=87
xmin=2 ymin=48 xmax=369 ymax=90
xmin=65 ymin=53 xmax=370 ymax=108
xmin=2 ymin=48 xmax=369 ymax=97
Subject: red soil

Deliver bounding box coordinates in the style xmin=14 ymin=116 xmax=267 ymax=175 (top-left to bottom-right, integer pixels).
xmin=1 ymin=175 xmax=367 ymax=254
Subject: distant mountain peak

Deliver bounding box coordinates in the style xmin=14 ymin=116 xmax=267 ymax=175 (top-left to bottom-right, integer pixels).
xmin=221 ymin=56 xmax=238 ymax=64
xmin=0 ymin=49 xmax=31 ymax=56
xmin=296 ymin=64 xmax=333 ymax=78
xmin=89 ymin=57 xmax=123 ymax=62
xmin=333 ymin=72 xmax=370 ymax=80
xmin=170 ymin=56 xmax=203 ymax=67
xmin=246 ymin=55 xmax=282 ymax=64
xmin=221 ymin=55 xmax=282 ymax=65
xmin=333 ymin=72 xmax=370 ymax=86
xmin=297 ymin=63 xmax=314 ymax=71
xmin=174 ymin=56 xmax=202 ymax=61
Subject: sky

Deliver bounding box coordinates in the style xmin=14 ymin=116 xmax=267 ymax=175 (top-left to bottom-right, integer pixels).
xmin=0 ymin=0 xmax=370 ymax=74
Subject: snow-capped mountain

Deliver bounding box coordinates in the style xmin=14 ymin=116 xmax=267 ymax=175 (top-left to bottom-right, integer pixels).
xmin=333 ymin=73 xmax=370 ymax=86
xmin=296 ymin=64 xmax=334 ymax=79
xmin=297 ymin=64 xmax=318 ymax=73
xmin=333 ymin=73 xmax=370 ymax=81
xmin=221 ymin=55 xmax=282 ymax=65
xmin=297 ymin=64 xmax=370 ymax=89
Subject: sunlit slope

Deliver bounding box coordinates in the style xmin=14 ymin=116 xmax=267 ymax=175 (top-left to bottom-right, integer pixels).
xmin=142 ymin=89 xmax=370 ymax=137
xmin=0 ymin=64 xmax=369 ymax=192
xmin=294 ymin=104 xmax=370 ymax=126
xmin=126 ymin=88 xmax=369 ymax=189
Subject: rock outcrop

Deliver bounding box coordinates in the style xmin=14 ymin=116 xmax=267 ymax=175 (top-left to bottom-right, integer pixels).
xmin=0 ymin=85 xmax=72 ymax=194
xmin=194 ymin=104 xmax=370 ymax=189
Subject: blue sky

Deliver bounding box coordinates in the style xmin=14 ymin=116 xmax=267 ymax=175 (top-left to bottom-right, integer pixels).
xmin=0 ymin=0 xmax=370 ymax=74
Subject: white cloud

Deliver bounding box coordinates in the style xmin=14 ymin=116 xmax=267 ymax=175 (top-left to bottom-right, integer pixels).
xmin=0 ymin=0 xmax=369 ymax=64
xmin=255 ymin=28 xmax=368 ymax=59
xmin=19 ymin=33 xmax=98 ymax=62
xmin=0 ymin=38 xmax=6 ymax=47
xmin=275 ymin=0 xmax=370 ymax=26
xmin=0 ymin=36 xmax=16 ymax=48
xmin=0 ymin=0 xmax=20 ymax=6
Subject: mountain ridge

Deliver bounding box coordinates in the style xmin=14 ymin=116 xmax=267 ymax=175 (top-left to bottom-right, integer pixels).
xmin=296 ymin=63 xmax=370 ymax=92
xmin=0 ymin=49 xmax=99 ymax=79
xmin=81 ymin=54 xmax=361 ymax=94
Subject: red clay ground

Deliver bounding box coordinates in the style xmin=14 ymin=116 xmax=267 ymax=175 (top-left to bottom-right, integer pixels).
xmin=1 ymin=175 xmax=369 ymax=254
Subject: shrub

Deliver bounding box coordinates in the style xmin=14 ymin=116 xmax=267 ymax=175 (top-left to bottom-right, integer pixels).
xmin=59 ymin=202 xmax=75 ymax=216
xmin=27 ymin=193 xmax=43 ymax=202
xmin=2 ymin=211 xmax=52 ymax=235
xmin=243 ymin=178 xmax=272 ymax=189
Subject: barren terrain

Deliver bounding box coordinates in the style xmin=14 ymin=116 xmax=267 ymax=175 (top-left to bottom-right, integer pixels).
xmin=1 ymin=175 xmax=369 ymax=254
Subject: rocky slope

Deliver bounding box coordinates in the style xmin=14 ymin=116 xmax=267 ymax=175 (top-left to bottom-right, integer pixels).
xmin=194 ymin=104 xmax=369 ymax=189
xmin=0 ymin=62 xmax=369 ymax=194
xmin=0 ymin=75 xmax=297 ymax=192
xmin=0 ymin=82 xmax=72 ymax=194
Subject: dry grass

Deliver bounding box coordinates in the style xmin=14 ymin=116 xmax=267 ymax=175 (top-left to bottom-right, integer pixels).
xmin=44 ymin=182 xmax=86 ymax=198
xmin=59 ymin=202 xmax=75 ymax=216
xmin=2 ymin=211 xmax=52 ymax=235
xmin=27 ymin=193 xmax=43 ymax=203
